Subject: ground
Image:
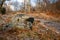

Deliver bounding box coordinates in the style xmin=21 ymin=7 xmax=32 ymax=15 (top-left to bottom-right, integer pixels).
xmin=0 ymin=12 xmax=60 ymax=40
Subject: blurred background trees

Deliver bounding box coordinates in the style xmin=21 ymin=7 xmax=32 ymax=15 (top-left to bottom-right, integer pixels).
xmin=0 ymin=0 xmax=60 ymax=13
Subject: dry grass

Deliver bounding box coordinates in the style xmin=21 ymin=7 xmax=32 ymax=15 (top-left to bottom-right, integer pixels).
xmin=0 ymin=21 xmax=60 ymax=40
xmin=0 ymin=12 xmax=60 ymax=40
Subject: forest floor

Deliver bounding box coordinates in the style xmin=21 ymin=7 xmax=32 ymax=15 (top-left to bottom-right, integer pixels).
xmin=0 ymin=12 xmax=60 ymax=40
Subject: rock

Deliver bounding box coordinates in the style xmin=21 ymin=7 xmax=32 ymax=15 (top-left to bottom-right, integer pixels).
xmin=11 ymin=14 xmax=30 ymax=29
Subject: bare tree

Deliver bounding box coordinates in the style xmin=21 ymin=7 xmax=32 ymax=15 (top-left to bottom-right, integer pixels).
xmin=0 ymin=0 xmax=6 ymax=8
xmin=24 ymin=0 xmax=31 ymax=13
xmin=0 ymin=0 xmax=6 ymax=14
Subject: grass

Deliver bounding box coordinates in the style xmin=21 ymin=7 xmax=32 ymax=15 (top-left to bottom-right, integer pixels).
xmin=0 ymin=21 xmax=60 ymax=40
xmin=0 ymin=12 xmax=60 ymax=40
